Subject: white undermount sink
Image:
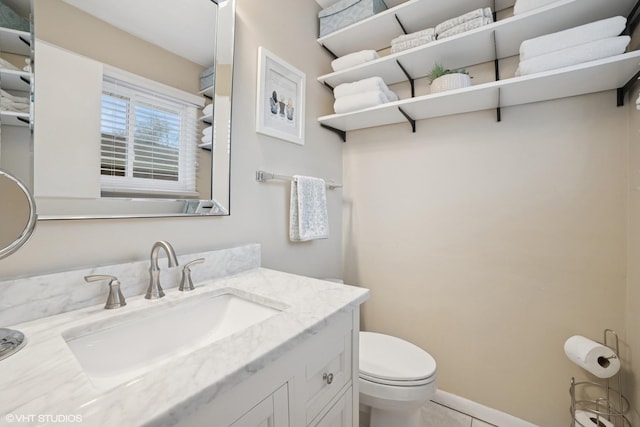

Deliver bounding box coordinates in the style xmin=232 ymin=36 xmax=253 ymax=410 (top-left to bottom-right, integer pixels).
xmin=63 ymin=290 xmax=282 ymax=389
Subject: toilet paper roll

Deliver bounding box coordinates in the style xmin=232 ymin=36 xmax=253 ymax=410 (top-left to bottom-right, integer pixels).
xmin=574 ymin=410 xmax=614 ymax=427
xmin=564 ymin=335 xmax=620 ymax=379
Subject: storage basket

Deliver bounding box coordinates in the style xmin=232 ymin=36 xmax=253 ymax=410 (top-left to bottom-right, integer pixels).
xmin=430 ymin=73 xmax=471 ymax=93
xmin=199 ymin=65 xmax=215 ymax=91
xmin=318 ymin=0 xmax=387 ymax=37
xmin=0 ymin=3 xmax=28 ymax=32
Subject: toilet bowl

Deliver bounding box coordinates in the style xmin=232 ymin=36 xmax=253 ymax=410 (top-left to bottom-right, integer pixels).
xmin=359 ymin=332 xmax=437 ymax=427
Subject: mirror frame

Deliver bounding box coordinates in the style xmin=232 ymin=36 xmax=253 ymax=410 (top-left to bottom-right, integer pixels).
xmin=31 ymin=0 xmax=236 ymax=219
xmin=0 ymin=169 xmax=37 ymax=259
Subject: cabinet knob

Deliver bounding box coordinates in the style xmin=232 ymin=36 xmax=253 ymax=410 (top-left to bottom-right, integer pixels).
xmin=322 ymin=372 xmax=334 ymax=385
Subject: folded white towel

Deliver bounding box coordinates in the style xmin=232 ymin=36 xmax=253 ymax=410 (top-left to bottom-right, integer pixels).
xmin=391 ymin=35 xmax=436 ymax=53
xmin=290 ymin=175 xmax=329 ymax=242
xmin=202 ymin=126 xmax=213 ymax=135
xmin=202 ymin=103 xmax=213 ymax=116
xmin=334 ymin=76 xmax=385 ymax=98
xmin=333 ymin=90 xmax=397 ymax=114
xmin=513 ymin=0 xmax=561 ymax=15
xmin=437 ymin=16 xmax=492 ymax=39
xmin=516 ymin=36 xmax=630 ymax=76
xmin=334 ymin=76 xmax=395 ymax=99
xmin=331 ymin=50 xmax=379 ymax=72
xmin=435 ymin=7 xmax=492 ymax=35
xmin=391 ymin=28 xmax=436 ymax=45
xmin=519 ymin=16 xmax=627 ymax=61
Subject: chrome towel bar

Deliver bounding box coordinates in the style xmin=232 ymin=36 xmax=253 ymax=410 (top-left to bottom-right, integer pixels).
xmin=255 ymin=170 xmax=342 ymax=190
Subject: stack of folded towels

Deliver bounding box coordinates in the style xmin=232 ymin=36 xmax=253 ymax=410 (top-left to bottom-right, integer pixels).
xmin=435 ymin=7 xmax=493 ymax=40
xmin=333 ymin=76 xmax=398 ymax=114
xmin=515 ymin=16 xmax=629 ymax=76
xmin=1 ymin=89 xmax=28 ymax=113
xmin=331 ymin=50 xmax=379 ymax=72
xmin=388 ymin=7 xmax=493 ymax=54
xmin=391 ymin=28 xmax=436 ymax=54
xmin=513 ymin=0 xmax=561 ymax=15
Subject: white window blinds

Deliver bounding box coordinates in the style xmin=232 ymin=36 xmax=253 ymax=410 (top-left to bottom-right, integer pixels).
xmin=100 ymin=75 xmax=200 ymax=197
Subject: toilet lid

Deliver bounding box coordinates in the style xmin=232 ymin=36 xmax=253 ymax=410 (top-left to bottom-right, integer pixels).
xmin=359 ymin=332 xmax=437 ymax=384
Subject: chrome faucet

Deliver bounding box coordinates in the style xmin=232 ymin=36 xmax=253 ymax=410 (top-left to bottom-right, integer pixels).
xmin=145 ymin=241 xmax=179 ymax=299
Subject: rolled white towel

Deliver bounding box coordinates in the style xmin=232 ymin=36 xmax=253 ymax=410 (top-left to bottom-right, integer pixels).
xmin=519 ymin=16 xmax=627 ymax=61
xmin=437 ymin=16 xmax=492 ymax=39
xmin=331 ymin=50 xmax=379 ymax=72
xmin=513 ymin=0 xmax=561 ymax=15
xmin=391 ymin=28 xmax=436 ymax=45
xmin=435 ymin=7 xmax=492 ymax=35
xmin=333 ymin=90 xmax=397 ymax=114
xmin=334 ymin=76 xmax=389 ymax=98
xmin=202 ymin=103 xmax=213 ymax=116
xmin=391 ymin=35 xmax=436 ymax=53
xmin=516 ymin=36 xmax=630 ymax=76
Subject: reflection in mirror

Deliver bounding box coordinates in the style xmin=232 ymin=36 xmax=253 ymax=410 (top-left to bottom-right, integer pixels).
xmin=28 ymin=0 xmax=235 ymax=219
xmin=0 ymin=169 xmax=37 ymax=259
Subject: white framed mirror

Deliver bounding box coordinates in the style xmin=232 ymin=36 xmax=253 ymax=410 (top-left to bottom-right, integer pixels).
xmin=18 ymin=0 xmax=235 ymax=219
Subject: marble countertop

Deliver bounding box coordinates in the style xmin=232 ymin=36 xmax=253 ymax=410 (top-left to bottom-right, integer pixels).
xmin=0 ymin=268 xmax=369 ymax=426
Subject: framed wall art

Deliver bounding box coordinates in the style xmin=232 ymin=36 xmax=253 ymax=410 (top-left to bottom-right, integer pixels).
xmin=256 ymin=47 xmax=306 ymax=145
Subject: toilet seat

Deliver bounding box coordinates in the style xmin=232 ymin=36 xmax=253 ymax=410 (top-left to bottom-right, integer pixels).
xmin=359 ymin=332 xmax=437 ymax=387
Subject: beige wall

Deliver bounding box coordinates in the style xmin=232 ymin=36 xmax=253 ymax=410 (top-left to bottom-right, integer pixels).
xmin=626 ymin=82 xmax=640 ymax=425
xmin=0 ymin=0 xmax=342 ymax=281
xmin=343 ymin=83 xmax=629 ymax=424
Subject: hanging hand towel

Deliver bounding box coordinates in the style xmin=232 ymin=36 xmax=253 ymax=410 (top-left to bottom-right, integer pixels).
xmin=290 ymin=175 xmax=330 ymax=241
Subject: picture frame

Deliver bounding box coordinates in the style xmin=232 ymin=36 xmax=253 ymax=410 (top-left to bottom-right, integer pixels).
xmin=256 ymin=47 xmax=306 ymax=145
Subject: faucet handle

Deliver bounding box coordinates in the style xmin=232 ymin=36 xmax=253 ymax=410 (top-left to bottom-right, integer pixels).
xmin=179 ymin=258 xmax=205 ymax=292
xmin=85 ymin=275 xmax=127 ymax=309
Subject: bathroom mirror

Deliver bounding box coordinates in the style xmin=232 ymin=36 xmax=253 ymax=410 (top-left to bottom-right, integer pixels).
xmin=26 ymin=0 xmax=235 ymax=219
xmin=0 ymin=169 xmax=37 ymax=259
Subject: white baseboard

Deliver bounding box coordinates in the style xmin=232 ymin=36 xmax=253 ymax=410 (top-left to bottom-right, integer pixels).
xmin=431 ymin=390 xmax=538 ymax=427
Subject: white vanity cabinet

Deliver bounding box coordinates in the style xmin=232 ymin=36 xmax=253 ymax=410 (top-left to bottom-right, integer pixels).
xmin=176 ymin=309 xmax=360 ymax=427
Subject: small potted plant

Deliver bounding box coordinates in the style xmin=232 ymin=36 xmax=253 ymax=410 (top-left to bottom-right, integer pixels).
xmin=427 ymin=63 xmax=471 ymax=93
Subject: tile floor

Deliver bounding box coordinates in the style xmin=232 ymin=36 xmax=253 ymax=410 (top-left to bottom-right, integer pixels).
xmin=360 ymin=400 xmax=498 ymax=427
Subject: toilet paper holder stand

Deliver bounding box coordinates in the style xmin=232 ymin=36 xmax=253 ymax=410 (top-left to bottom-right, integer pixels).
xmin=570 ymin=329 xmax=632 ymax=427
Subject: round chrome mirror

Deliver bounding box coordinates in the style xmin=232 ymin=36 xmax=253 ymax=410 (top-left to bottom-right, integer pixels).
xmin=0 ymin=169 xmax=37 ymax=260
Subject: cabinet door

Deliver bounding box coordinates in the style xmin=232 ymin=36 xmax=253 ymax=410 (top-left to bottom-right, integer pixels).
xmin=312 ymin=387 xmax=353 ymax=427
xmin=231 ymin=384 xmax=289 ymax=427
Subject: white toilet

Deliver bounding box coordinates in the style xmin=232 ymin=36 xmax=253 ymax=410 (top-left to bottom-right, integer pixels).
xmin=359 ymin=332 xmax=437 ymax=427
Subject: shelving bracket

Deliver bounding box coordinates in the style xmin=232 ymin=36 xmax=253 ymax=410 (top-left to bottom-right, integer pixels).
xmin=321 ymin=44 xmax=338 ymax=60
xmin=19 ymin=76 xmax=30 ymax=86
xmin=492 ymin=30 xmax=501 ymax=122
xmin=396 ymin=60 xmax=415 ymax=98
xmin=321 ymin=123 xmax=347 ymax=142
xmin=16 ymin=116 xmax=29 ymax=125
xmin=18 ymin=36 xmax=29 ymax=48
xmin=624 ymin=0 xmax=640 ymax=35
xmin=397 ymin=107 xmax=416 ymax=133
xmin=617 ymin=69 xmax=640 ymax=107
xmin=394 ymin=15 xmax=408 ymax=35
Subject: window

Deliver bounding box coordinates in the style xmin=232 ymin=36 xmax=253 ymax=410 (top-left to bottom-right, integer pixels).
xmin=100 ymin=74 xmax=200 ymax=197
